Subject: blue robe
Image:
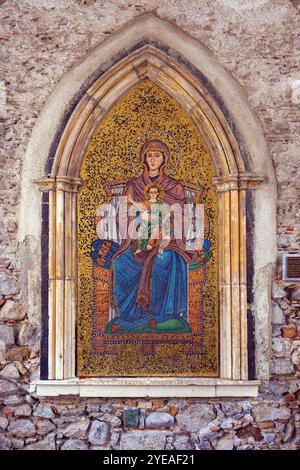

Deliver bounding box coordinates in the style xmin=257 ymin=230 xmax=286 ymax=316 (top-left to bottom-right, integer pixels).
xmin=97 ymin=168 xmax=199 ymax=332
xmin=112 ymin=245 xmax=188 ymax=328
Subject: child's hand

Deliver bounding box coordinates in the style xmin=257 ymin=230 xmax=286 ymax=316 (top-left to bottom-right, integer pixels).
xmin=141 ymin=211 xmax=150 ymax=221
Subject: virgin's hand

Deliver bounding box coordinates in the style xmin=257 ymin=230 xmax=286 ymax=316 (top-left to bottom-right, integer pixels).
xmin=161 ymin=237 xmax=171 ymax=249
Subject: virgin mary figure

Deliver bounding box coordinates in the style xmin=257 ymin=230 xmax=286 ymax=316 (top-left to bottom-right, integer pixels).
xmin=96 ymin=139 xmax=200 ymax=333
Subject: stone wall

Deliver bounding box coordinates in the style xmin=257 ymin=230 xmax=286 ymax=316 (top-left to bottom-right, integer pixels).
xmin=0 ymin=0 xmax=300 ymax=450
xmin=0 ymin=394 xmax=299 ymax=450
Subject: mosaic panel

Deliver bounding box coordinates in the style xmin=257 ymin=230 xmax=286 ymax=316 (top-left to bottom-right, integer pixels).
xmin=77 ymin=80 xmax=219 ymax=376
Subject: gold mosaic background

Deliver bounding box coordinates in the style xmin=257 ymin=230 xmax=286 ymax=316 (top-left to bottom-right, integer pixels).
xmin=77 ymin=80 xmax=219 ymax=377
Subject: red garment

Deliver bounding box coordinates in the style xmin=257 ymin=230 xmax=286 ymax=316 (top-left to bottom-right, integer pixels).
xmin=112 ymin=164 xmax=198 ymax=313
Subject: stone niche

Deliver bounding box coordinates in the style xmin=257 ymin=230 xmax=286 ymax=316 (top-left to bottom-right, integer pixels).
xmin=19 ymin=13 xmax=276 ymax=398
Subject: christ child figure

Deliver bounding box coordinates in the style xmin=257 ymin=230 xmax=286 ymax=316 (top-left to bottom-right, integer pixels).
xmin=128 ymin=183 xmax=171 ymax=256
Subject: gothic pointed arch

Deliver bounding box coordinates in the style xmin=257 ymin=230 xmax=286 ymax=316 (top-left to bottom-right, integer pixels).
xmin=20 ymin=13 xmax=276 ymax=396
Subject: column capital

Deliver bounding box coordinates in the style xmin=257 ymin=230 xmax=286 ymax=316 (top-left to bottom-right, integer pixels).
xmin=56 ymin=176 xmax=83 ymax=192
xmin=212 ymin=173 xmax=264 ymax=192
xmin=34 ymin=176 xmax=83 ymax=193
xmin=34 ymin=177 xmax=56 ymax=192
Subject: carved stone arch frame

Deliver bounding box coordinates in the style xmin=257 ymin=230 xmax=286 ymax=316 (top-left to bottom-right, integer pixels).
xmin=21 ymin=13 xmax=276 ymax=397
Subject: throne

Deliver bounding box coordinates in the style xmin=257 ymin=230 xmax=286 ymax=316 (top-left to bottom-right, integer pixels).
xmin=91 ymin=181 xmax=211 ymax=356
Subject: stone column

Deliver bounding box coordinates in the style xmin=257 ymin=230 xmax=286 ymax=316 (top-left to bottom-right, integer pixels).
xmin=36 ymin=176 xmax=82 ymax=380
xmin=213 ymin=173 xmax=263 ymax=380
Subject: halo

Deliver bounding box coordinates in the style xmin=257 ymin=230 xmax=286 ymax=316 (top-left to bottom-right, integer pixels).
xmin=143 ymin=182 xmax=164 ymax=201
xmin=129 ymin=129 xmax=181 ymax=176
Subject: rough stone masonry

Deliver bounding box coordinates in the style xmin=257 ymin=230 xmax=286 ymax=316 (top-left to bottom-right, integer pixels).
xmin=0 ymin=0 xmax=300 ymax=450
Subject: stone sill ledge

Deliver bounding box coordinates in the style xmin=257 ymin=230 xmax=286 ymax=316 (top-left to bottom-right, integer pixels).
xmin=30 ymin=378 xmax=260 ymax=398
